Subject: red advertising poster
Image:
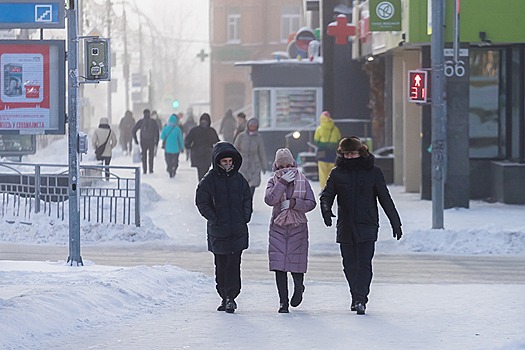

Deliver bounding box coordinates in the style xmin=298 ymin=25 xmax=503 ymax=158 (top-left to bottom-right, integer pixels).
xmin=0 ymin=44 xmax=50 ymax=131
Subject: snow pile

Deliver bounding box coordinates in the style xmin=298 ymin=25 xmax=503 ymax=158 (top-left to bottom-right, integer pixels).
xmin=0 ymin=262 xmax=208 ymax=348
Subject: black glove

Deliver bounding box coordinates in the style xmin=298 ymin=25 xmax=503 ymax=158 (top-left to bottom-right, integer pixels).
xmin=393 ymin=227 xmax=403 ymax=240
xmin=322 ymin=211 xmax=336 ymax=227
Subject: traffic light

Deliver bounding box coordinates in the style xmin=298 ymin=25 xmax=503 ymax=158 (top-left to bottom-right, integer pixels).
xmin=407 ymin=70 xmax=429 ymax=103
xmin=172 ymin=100 xmax=180 ymax=109
xmin=85 ymin=38 xmax=110 ymax=81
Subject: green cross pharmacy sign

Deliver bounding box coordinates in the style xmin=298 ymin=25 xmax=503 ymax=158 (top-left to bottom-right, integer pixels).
xmin=369 ymin=0 xmax=401 ymax=31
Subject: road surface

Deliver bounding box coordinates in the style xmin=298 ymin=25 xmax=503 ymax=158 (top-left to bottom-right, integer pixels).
xmin=1 ymin=243 xmax=524 ymax=284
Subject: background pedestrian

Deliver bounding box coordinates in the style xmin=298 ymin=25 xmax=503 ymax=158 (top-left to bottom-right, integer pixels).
xmin=219 ymin=109 xmax=236 ymax=143
xmin=118 ymin=110 xmax=135 ymax=155
xmin=184 ymin=113 xmax=220 ymax=181
xmin=160 ymin=114 xmax=184 ymax=178
xmin=92 ymin=117 xmax=118 ymax=180
xmin=132 ymin=109 xmax=160 ymax=174
xmin=313 ymin=111 xmax=341 ymax=190
xmin=234 ymin=117 xmax=267 ymax=197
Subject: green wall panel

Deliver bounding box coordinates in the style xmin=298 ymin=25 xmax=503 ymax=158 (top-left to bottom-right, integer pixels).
xmin=407 ymin=0 xmax=525 ymax=44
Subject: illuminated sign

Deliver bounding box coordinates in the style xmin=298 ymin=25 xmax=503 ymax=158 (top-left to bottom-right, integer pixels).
xmin=0 ymin=40 xmax=66 ymax=135
xmin=0 ymin=0 xmax=65 ymax=29
xmin=408 ymin=70 xmax=428 ymax=103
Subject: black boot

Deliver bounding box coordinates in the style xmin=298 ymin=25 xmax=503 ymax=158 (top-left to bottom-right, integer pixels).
xmin=217 ymin=299 xmax=226 ymax=311
xmin=354 ymin=301 xmax=366 ymax=315
xmin=290 ymin=285 xmax=305 ymax=307
xmin=278 ymin=302 xmax=289 ymax=313
xmin=225 ymin=298 xmax=237 ymax=314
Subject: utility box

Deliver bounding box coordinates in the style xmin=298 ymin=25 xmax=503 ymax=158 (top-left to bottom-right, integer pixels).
xmin=84 ymin=38 xmax=110 ymax=81
xmin=77 ymin=132 xmax=88 ymax=154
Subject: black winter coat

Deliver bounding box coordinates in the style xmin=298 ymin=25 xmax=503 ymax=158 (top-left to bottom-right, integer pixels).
xmin=184 ymin=114 xmax=220 ymax=169
xmin=195 ymin=141 xmax=253 ymax=254
xmin=320 ymin=154 xmax=401 ymax=244
xmin=132 ymin=116 xmax=159 ymax=145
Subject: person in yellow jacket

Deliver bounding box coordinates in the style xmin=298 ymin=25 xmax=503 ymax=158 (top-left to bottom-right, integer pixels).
xmin=313 ymin=111 xmax=341 ymax=189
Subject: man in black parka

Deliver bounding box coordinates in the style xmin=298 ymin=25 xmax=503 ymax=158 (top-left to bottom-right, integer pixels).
xmin=185 ymin=113 xmax=220 ymax=181
xmin=320 ymin=136 xmax=402 ymax=315
xmin=132 ymin=109 xmax=160 ymax=174
xmin=195 ymin=141 xmax=253 ymax=313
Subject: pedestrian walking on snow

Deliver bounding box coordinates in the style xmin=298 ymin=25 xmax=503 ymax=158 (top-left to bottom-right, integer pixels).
xmin=195 ymin=141 xmax=253 ymax=314
xmin=320 ymin=136 xmax=402 ymax=315
xmin=219 ymin=109 xmax=236 ymax=143
xmin=92 ymin=117 xmax=118 ymax=180
xmin=132 ymin=109 xmax=160 ymax=174
xmin=160 ymin=114 xmax=184 ymax=178
xmin=184 ymin=113 xmax=220 ymax=181
xmin=264 ymin=148 xmax=316 ymax=313
xmin=118 ymin=110 xmax=135 ymax=155
xmin=234 ymin=117 xmax=267 ymax=197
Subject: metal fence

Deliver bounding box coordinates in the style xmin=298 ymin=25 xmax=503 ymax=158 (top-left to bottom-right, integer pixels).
xmin=0 ymin=162 xmax=141 ymax=226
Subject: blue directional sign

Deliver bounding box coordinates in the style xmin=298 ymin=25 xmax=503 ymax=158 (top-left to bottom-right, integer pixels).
xmin=0 ymin=0 xmax=64 ymax=29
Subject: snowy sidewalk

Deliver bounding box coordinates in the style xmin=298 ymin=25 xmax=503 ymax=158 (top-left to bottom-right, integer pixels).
xmin=1 ymin=262 xmax=524 ymax=350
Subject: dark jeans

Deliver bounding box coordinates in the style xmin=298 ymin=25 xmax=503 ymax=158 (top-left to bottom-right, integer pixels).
xmin=214 ymin=251 xmax=242 ymax=300
xmin=99 ymin=156 xmax=111 ymax=180
xmin=121 ymin=138 xmax=133 ymax=153
xmin=164 ymin=152 xmax=180 ymax=177
xmin=197 ymin=164 xmax=210 ymax=181
xmin=140 ymin=141 xmax=155 ymax=173
xmin=340 ymin=241 xmax=375 ymax=304
xmin=275 ymin=270 xmax=304 ymax=304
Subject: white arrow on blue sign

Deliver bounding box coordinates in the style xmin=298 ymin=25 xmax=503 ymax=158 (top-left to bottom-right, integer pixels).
xmin=0 ymin=0 xmax=64 ymax=29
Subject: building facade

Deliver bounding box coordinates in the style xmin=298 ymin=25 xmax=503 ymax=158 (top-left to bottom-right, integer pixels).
xmin=209 ymin=0 xmax=305 ymax=122
xmin=349 ymin=0 xmax=525 ymax=205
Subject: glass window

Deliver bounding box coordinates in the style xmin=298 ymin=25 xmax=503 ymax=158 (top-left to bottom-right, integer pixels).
xmin=511 ymin=48 xmax=521 ymax=161
xmin=254 ymin=89 xmax=271 ymax=128
xmin=275 ymin=89 xmax=317 ymax=128
xmin=469 ymin=49 xmax=503 ymax=158
xmin=254 ymin=88 xmax=320 ymax=130
xmin=281 ymin=5 xmax=301 ymax=43
xmin=227 ymin=8 xmax=240 ymax=43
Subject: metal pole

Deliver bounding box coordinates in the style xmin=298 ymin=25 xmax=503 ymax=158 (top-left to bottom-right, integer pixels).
xmin=123 ymin=7 xmax=130 ymax=111
xmin=453 ymin=0 xmax=460 ymax=63
xmin=106 ymin=0 xmax=112 ymax=123
xmin=135 ymin=168 xmax=140 ymax=227
xmin=431 ymin=0 xmax=446 ymax=229
xmin=67 ymin=0 xmax=83 ymax=265
xmin=35 ymin=165 xmax=41 ymax=214
xmin=139 ymin=21 xmax=143 ymax=100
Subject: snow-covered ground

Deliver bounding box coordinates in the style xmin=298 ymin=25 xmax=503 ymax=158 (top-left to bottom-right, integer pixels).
xmin=1 ymin=137 xmax=525 ymax=349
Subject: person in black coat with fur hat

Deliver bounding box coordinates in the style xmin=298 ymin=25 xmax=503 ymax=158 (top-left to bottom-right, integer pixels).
xmin=320 ymin=136 xmax=402 ymax=315
xmin=195 ymin=141 xmax=253 ymax=313
xmin=184 ymin=113 xmax=220 ymax=181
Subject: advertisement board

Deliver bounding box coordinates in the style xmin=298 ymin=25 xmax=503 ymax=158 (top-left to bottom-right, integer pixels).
xmin=0 ymin=40 xmax=65 ymax=135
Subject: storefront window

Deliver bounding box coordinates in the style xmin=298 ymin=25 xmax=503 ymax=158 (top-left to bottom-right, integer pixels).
xmin=469 ymin=49 xmax=503 ymax=158
xmin=275 ymin=89 xmax=317 ymax=128
xmin=253 ymin=88 xmax=321 ymax=130
xmin=254 ymin=89 xmax=271 ymax=128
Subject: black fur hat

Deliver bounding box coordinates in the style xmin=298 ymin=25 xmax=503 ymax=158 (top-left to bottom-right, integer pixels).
xmin=337 ymin=136 xmax=369 ymax=156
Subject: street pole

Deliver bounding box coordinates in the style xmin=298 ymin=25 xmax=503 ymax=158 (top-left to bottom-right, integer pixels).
xmin=431 ymin=0 xmax=446 ymax=229
xmin=66 ymin=0 xmax=83 ymax=265
xmin=106 ymin=0 xmax=112 ymax=123
xmin=139 ymin=21 xmax=143 ymax=101
xmin=123 ymin=7 xmax=130 ymax=111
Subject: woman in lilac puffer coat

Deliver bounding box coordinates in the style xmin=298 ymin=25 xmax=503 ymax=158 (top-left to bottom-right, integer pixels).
xmin=264 ymin=148 xmax=316 ymax=314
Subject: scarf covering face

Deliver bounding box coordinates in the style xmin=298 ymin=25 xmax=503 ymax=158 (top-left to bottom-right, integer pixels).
xmin=272 ymin=168 xmax=308 ymax=227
